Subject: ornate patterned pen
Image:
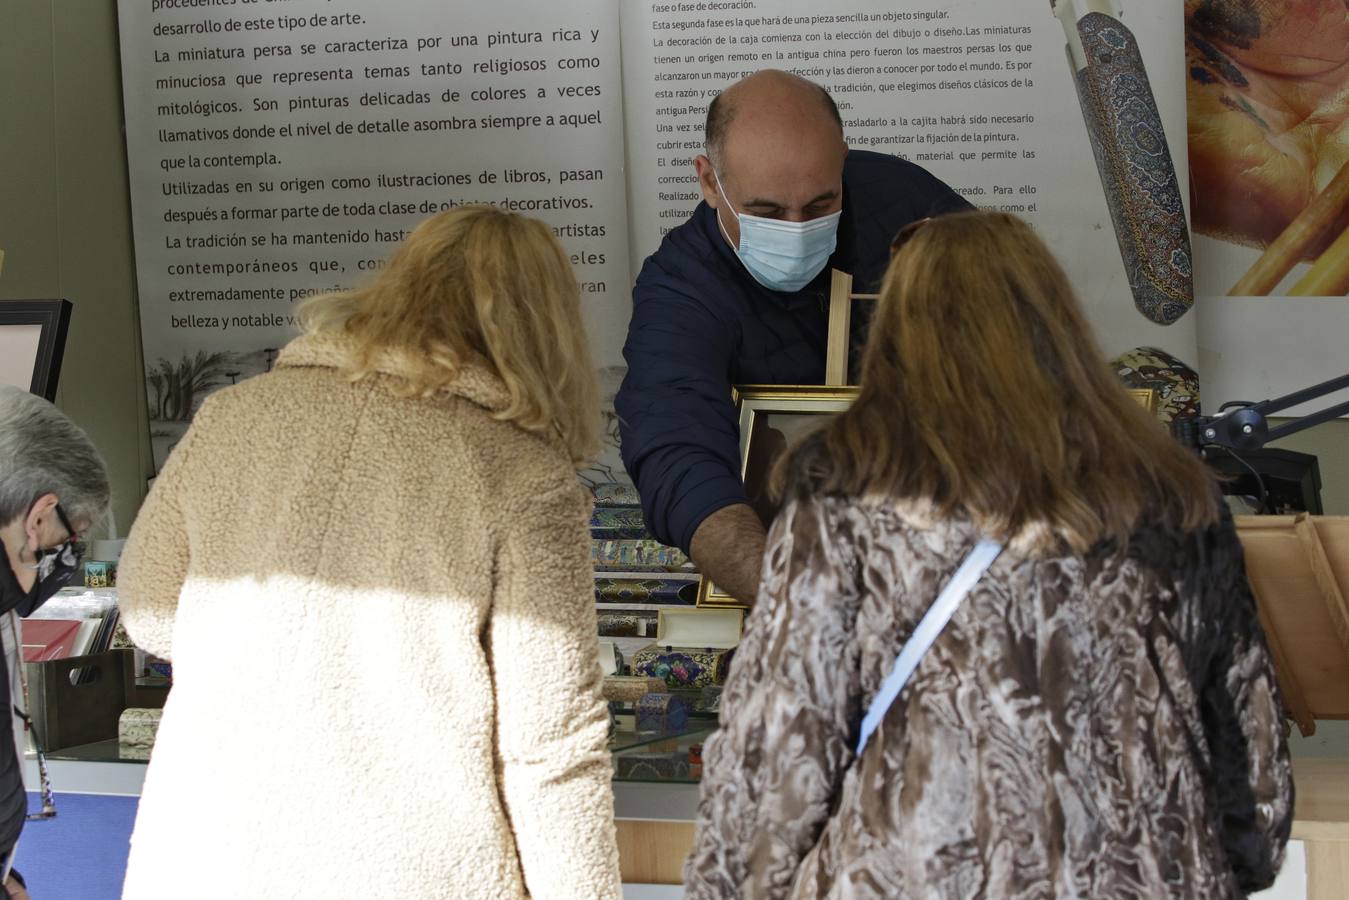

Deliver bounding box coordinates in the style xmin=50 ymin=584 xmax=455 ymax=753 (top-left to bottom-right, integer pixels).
xmin=1052 ymin=0 xmax=1194 ymax=325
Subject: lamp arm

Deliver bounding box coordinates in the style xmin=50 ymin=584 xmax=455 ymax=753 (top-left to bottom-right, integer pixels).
xmin=1180 ymin=372 xmax=1349 ymax=452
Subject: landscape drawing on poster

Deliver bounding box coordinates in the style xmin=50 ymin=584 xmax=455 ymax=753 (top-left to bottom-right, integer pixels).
xmin=117 ymin=0 xmax=1192 ymax=474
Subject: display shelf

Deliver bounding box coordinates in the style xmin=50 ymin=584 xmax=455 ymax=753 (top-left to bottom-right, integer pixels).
xmin=45 ymin=738 xmax=147 ymax=764
xmin=38 ymin=725 xmax=715 ymax=771
xmin=609 ymin=722 xmax=715 ymax=757
xmin=612 ymin=725 xmax=712 ymax=785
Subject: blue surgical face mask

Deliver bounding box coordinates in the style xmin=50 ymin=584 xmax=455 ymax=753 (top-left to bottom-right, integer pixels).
xmin=714 ymin=169 xmax=842 ymax=293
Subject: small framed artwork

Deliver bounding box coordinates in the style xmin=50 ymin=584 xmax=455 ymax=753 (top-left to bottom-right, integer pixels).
xmin=825 ymin=269 xmax=879 ymax=386
xmin=0 ymin=300 xmax=72 ymax=401
xmin=1127 ymin=387 xmax=1157 ymax=415
xmin=698 ymin=384 xmax=859 ymax=608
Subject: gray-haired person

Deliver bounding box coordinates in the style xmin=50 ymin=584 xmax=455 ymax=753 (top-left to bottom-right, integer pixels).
xmin=0 ymin=384 xmax=110 ymax=899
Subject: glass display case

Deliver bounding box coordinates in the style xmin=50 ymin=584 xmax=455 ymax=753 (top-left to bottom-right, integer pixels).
xmin=611 ymin=721 xmax=714 ymax=786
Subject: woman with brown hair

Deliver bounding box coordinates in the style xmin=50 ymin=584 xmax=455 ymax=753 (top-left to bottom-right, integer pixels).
xmin=118 ymin=206 xmax=620 ymax=899
xmin=685 ymin=211 xmax=1292 ymax=898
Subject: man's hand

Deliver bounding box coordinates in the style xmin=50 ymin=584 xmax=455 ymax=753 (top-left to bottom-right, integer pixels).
xmin=689 ymin=504 xmax=768 ymax=605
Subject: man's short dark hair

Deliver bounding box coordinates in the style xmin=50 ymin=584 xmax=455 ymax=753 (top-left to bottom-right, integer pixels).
xmin=704 ymin=78 xmax=843 ymax=168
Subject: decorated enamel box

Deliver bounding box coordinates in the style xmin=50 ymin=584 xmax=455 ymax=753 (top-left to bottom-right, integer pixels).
xmin=629 ymin=608 xmax=744 ymax=690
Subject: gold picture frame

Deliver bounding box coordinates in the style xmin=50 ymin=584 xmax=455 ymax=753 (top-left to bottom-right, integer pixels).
xmin=825 ymin=269 xmax=878 ymax=387
xmin=1127 ymin=387 xmax=1157 ymax=415
xmin=697 ymin=384 xmax=859 ymax=608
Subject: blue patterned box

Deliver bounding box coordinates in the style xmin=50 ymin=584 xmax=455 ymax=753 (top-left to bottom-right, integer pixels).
xmin=635 ymin=692 xmax=689 ymax=733
xmin=629 ymin=608 xmax=743 ymax=689
xmin=594 ymin=574 xmax=699 ymax=605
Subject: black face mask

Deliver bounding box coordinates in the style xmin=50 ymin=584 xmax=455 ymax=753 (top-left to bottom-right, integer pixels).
xmin=0 ymin=505 xmax=83 ymax=618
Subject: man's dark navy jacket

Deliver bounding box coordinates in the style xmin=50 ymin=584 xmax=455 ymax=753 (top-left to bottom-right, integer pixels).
xmin=616 ymin=150 xmax=969 ymax=552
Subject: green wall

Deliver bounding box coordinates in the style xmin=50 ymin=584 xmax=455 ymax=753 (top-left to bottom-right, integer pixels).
xmin=0 ymin=0 xmax=149 ymax=537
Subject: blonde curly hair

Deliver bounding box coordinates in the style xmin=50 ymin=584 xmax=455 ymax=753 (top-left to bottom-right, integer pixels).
xmin=300 ymin=205 xmax=599 ymax=466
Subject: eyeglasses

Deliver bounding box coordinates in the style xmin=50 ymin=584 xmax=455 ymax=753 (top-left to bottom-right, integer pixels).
xmin=889 ymin=216 xmax=933 ymax=258
xmin=32 ymin=504 xmax=81 ymax=585
xmin=53 ymin=504 xmax=76 ymax=542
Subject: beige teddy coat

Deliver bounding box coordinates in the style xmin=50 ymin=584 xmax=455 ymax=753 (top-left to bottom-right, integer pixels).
xmin=118 ymin=333 xmax=621 ymax=899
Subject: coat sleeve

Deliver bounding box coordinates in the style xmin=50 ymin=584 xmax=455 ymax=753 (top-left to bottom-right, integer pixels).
xmin=615 ymin=272 xmax=747 ymax=553
xmin=685 ymin=491 xmax=860 ymax=898
xmin=488 ymin=482 xmax=620 ymax=900
xmin=1197 ymin=514 xmax=1293 ymax=893
xmin=117 ymin=407 xmax=207 ymax=661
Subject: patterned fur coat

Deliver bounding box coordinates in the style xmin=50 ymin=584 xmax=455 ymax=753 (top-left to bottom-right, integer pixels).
xmin=687 ymin=464 xmax=1292 ymax=898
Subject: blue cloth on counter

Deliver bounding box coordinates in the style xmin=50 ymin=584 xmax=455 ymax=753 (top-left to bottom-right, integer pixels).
xmin=14 ymin=792 xmax=137 ymax=899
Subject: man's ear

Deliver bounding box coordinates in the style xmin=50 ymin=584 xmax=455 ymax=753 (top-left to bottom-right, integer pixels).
xmin=694 ymin=154 xmax=720 ymax=209
xmin=24 ymin=493 xmax=60 ymax=549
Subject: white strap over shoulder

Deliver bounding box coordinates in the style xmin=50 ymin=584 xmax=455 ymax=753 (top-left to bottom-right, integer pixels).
xmin=855 ymin=538 xmax=1003 ymax=756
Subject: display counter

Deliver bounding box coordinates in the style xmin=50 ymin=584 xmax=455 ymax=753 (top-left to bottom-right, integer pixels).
xmin=31 ymin=718 xmax=713 ymax=888
xmin=32 ymin=737 xmax=1344 ymax=895
xmin=1287 ymin=759 xmax=1349 ymax=900
xmin=610 ymin=722 xmax=707 ymax=885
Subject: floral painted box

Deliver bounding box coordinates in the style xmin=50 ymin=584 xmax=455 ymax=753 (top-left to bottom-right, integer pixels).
xmin=592 ymin=483 xmax=641 ymax=507
xmin=594 ymin=573 xmax=700 ymax=605
xmin=591 ymin=539 xmax=692 ymax=573
xmin=597 ymin=612 xmax=658 ymax=639
xmin=589 ymin=507 xmax=651 ymax=541
xmin=629 ymin=608 xmax=743 ymax=690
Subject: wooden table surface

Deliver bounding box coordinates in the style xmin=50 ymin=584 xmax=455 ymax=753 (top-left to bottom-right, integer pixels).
xmin=1293 ymin=757 xmax=1349 ymax=842
xmin=617 ymin=757 xmax=1349 ymax=888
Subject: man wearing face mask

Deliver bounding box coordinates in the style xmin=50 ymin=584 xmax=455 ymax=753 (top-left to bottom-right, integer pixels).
xmin=616 ymin=69 xmax=969 ymax=604
xmin=0 ymin=385 xmax=110 ymax=899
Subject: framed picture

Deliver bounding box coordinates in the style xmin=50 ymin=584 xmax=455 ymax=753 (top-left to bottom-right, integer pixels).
xmin=698 ymin=384 xmax=859 ymax=608
xmin=1127 ymin=387 xmax=1157 ymax=415
xmin=0 ymin=300 xmax=72 ymax=401
xmin=825 ymin=269 xmax=878 ymax=386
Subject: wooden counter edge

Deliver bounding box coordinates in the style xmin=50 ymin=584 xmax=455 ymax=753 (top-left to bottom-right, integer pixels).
xmin=1292 ymin=758 xmax=1349 ymax=842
